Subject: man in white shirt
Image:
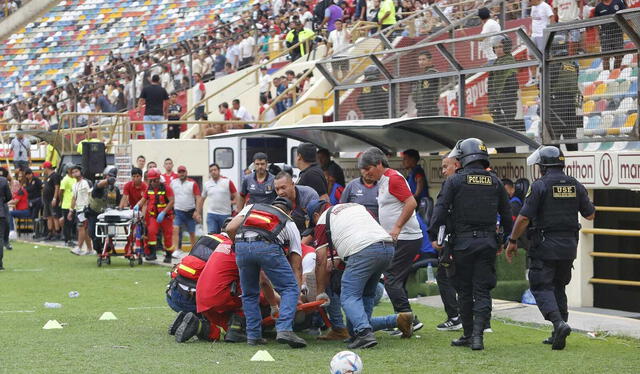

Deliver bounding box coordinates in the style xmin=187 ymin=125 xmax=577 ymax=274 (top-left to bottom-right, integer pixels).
xmin=192 ymin=73 xmax=206 ymax=120
xmin=308 ymin=200 xmax=414 ymax=348
xmin=226 ymin=197 xmax=307 ymax=348
xmin=198 ymin=163 xmax=238 ymax=234
xmin=239 ymin=34 xmax=256 ymax=69
xmin=327 ymin=19 xmax=352 ymax=80
xmin=226 ymin=39 xmax=241 ymax=70
xmin=232 ymin=99 xmax=254 ymax=128
xmin=259 ymin=66 xmax=271 ymax=98
xmin=68 ymin=165 xmax=93 ymax=256
xmin=527 ymin=0 xmax=554 ymax=86
xmin=77 ymin=98 xmax=92 ymax=127
xmin=478 ymin=8 xmax=501 ymax=65
xmin=359 ymin=147 xmax=424 ymax=332
xmin=170 ymin=165 xmax=202 ymax=257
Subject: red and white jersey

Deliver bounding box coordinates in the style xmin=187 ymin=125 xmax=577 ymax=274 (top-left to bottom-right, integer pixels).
xmin=170 ymin=177 xmax=200 ymax=211
xmin=377 ymin=168 xmax=422 ymax=241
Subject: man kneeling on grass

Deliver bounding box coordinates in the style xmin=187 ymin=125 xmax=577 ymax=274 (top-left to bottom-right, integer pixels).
xmin=308 ymin=200 xmax=413 ymax=349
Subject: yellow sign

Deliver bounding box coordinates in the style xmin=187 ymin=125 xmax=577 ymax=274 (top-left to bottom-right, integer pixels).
xmin=552 ymin=185 xmax=576 ymax=198
xmin=466 ymin=175 xmax=492 ymax=185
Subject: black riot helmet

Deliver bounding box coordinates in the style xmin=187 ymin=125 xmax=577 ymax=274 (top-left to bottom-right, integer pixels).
xmin=449 ymin=138 xmax=489 ymax=168
xmin=514 ymin=178 xmax=530 ymax=201
xmin=527 ymin=145 xmax=565 ymax=168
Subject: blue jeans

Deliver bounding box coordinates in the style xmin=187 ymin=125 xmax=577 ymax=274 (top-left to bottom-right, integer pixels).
xmin=9 ymin=209 xmax=31 ymax=231
xmin=207 ymin=213 xmax=229 ymax=234
xmin=174 ymin=210 xmax=196 ymax=233
xmin=340 ymin=242 xmax=394 ymax=335
xmin=326 ymin=286 xmax=346 ymax=329
xmin=235 ymin=241 xmax=299 ymax=339
xmin=144 ymin=115 xmax=164 ymax=139
xmin=166 ymin=281 xmax=197 ymax=313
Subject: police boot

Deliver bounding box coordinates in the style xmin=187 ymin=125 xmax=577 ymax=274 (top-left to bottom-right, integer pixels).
xmin=451 ymin=335 xmax=472 ymax=347
xmin=175 ymin=312 xmax=199 ymax=343
xmin=551 ymin=320 xmax=571 ymax=350
xmin=470 ymin=319 xmax=485 ymax=351
xmin=224 ymin=314 xmax=247 ymax=343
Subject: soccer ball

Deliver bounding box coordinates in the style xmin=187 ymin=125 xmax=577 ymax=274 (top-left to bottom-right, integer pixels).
xmin=329 ymin=351 xmax=363 ymax=374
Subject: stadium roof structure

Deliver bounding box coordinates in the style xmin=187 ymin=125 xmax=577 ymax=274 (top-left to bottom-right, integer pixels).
xmin=206 ymin=117 xmax=540 ymax=154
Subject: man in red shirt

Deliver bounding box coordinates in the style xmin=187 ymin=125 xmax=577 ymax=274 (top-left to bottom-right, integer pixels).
xmin=120 ymin=167 xmax=147 ymax=256
xmin=162 ymin=158 xmax=179 ymax=184
xmin=119 ymin=168 xmax=147 ymax=209
xmin=135 ymin=168 xmax=175 ymax=263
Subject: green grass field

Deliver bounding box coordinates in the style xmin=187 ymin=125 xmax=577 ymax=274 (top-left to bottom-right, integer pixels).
xmin=1 ymin=242 xmax=639 ymax=374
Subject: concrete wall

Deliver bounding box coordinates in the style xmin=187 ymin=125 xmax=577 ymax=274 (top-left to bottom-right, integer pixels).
xmin=131 ymin=139 xmax=209 ymax=179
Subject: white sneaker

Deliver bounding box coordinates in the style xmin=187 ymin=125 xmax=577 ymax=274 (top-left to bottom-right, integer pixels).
xmin=81 ymin=250 xmax=94 ymax=256
xmin=524 ymin=78 xmax=538 ymax=87
xmin=70 ymin=247 xmax=83 ymax=255
xmin=9 ymin=231 xmax=17 ymax=240
xmin=172 ymin=249 xmax=185 ymax=259
xmin=484 ymin=328 xmax=494 ymax=333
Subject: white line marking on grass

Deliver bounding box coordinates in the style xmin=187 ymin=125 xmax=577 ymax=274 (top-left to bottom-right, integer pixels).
xmin=12 ymin=269 xmax=44 ymax=272
xmin=0 ymin=310 xmax=36 ymax=313
xmin=127 ymin=306 xmax=169 ymax=310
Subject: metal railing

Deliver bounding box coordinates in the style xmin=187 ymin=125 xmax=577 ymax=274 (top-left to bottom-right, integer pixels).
xmin=583 ymin=205 xmax=640 ymax=288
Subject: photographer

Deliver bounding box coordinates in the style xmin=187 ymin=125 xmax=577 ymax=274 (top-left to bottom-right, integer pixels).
xmin=85 ymin=166 xmax=122 ymax=254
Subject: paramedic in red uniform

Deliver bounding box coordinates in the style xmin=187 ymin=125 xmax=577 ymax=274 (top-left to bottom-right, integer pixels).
xmin=135 ymin=168 xmax=175 ymax=263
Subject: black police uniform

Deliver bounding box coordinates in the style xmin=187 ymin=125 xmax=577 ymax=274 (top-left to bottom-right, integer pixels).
xmin=549 ymin=60 xmax=580 ymax=150
xmin=413 ymin=67 xmax=440 ymax=117
xmin=357 ymin=85 xmax=389 ymax=119
xmin=518 ymin=168 xmax=594 ymax=325
xmin=429 ymin=162 xmax=513 ymax=344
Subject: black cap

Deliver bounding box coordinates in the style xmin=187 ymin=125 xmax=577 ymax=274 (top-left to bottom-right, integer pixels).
xmin=253 ymin=152 xmax=268 ymax=161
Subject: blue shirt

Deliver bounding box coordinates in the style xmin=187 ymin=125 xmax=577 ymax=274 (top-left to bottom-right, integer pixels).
xmin=407 ymin=165 xmax=428 ymax=200
xmin=340 ymin=177 xmax=379 ymax=221
xmin=240 ymin=172 xmax=276 ymax=205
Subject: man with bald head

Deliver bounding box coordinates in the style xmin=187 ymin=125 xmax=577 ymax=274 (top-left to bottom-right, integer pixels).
xmin=432 ymin=153 xmax=463 ymax=331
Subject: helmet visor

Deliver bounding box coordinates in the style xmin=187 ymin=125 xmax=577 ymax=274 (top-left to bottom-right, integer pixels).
xmin=526 ymin=146 xmax=544 ymax=166
xmin=448 ymin=140 xmax=463 ymax=159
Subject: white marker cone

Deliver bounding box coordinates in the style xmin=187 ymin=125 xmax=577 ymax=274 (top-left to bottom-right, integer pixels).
xmin=43 ymin=320 xmax=63 ymax=329
xmin=99 ymin=312 xmax=118 ymax=320
xmin=250 ymin=350 xmax=275 ymax=362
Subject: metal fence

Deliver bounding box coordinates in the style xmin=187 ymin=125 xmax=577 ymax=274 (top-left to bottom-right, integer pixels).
xmin=542 ymin=9 xmax=640 ymax=146
xmin=321 ymin=8 xmax=640 ymax=147
xmin=318 ymin=26 xmax=541 ymax=139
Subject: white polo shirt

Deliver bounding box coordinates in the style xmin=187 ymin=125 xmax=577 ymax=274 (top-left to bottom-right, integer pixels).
xmin=202 ymin=177 xmax=237 ymax=215
xmin=170 ymin=178 xmax=200 ymax=212
xmin=315 ymin=203 xmax=392 ymax=258
xmin=377 ymin=169 xmax=423 ymax=241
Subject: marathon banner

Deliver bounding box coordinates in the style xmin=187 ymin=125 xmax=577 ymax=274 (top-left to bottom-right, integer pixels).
xmin=426 ymin=152 xmax=640 ymax=189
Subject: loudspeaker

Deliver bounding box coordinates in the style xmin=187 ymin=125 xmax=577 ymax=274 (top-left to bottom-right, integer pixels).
xmin=82 ymin=142 xmax=106 ymax=180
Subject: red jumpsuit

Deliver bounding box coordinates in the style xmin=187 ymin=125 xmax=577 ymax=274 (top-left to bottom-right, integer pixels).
xmin=196 ymin=241 xmax=243 ymax=341
xmin=145 ymin=183 xmax=174 ymax=254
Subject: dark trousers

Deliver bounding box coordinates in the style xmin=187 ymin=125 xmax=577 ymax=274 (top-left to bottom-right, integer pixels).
xmin=529 ymin=258 xmax=573 ymax=322
xmin=0 ymin=217 xmax=5 ymax=267
xmin=384 ymin=238 xmax=422 ymax=313
xmin=86 ymin=209 xmax=102 ymax=253
xmin=62 ymin=208 xmax=75 ymax=242
xmin=436 ymin=264 xmax=459 ymax=319
xmin=167 ymin=124 xmax=181 ymax=139
xmin=452 ymin=237 xmax=497 ymax=336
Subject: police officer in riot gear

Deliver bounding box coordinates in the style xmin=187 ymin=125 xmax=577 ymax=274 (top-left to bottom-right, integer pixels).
xmin=429 ymin=138 xmax=513 ymax=351
xmin=548 ymin=34 xmax=580 ymax=151
xmin=506 ymin=146 xmax=594 ymax=350
xmin=412 ymin=51 xmax=441 ymax=117
xmin=356 ymin=65 xmax=389 ymax=119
